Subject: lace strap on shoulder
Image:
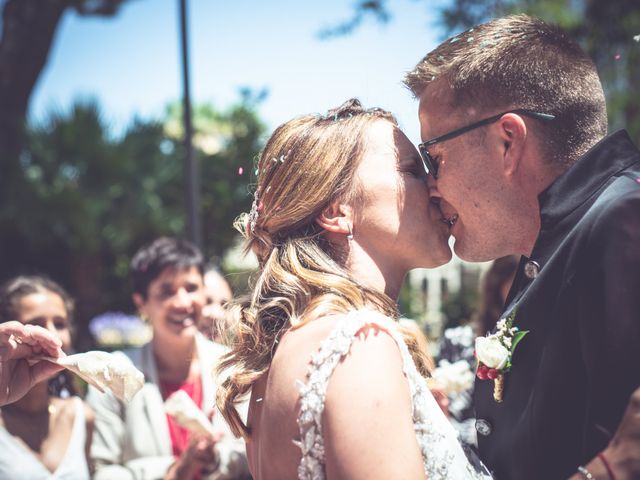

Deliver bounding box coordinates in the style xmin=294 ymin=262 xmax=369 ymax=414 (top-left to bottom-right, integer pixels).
xmin=295 ymin=310 xmax=420 ymax=480
xmin=293 ymin=312 xmax=493 ymax=480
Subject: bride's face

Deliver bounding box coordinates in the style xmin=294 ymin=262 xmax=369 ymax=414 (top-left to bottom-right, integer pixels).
xmin=352 ymin=121 xmax=452 ymax=270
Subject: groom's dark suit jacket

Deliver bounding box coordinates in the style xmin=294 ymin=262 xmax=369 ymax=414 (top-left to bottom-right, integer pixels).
xmin=474 ymin=130 xmax=640 ymax=480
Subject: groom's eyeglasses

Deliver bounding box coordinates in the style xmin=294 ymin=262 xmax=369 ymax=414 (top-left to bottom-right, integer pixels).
xmin=417 ymin=109 xmax=555 ymax=178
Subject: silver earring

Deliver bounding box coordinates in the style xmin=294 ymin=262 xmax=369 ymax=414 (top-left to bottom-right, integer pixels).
xmin=347 ymin=224 xmax=354 ymax=241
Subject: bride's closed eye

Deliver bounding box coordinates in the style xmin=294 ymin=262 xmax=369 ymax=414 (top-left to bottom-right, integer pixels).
xmin=400 ymin=161 xmax=428 ymax=181
xmin=402 ymin=166 xmax=423 ymax=177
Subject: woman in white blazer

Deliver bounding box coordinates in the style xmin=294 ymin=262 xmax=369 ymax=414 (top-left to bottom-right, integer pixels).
xmin=87 ymin=238 xmax=249 ymax=480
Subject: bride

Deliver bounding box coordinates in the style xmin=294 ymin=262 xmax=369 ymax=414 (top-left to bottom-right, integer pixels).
xmin=216 ymin=99 xmax=491 ymax=479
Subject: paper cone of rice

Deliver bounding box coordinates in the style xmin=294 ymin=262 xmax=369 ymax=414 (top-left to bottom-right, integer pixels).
xmin=52 ymin=351 xmax=144 ymax=403
xmin=164 ymin=390 xmax=216 ymax=437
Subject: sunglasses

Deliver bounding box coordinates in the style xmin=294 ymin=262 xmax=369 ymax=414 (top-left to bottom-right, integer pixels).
xmin=417 ymin=109 xmax=555 ymax=178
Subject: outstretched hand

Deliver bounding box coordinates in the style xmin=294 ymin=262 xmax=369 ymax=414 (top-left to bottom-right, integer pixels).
xmin=0 ymin=321 xmax=65 ymax=406
xmin=186 ymin=433 xmax=223 ymax=470
xmin=165 ymin=431 xmax=224 ymax=480
xmin=164 ymin=407 xmax=225 ymax=480
xmin=602 ymin=386 xmax=640 ymax=480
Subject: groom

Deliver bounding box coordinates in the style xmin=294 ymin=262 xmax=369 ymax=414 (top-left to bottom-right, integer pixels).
xmin=405 ymin=14 xmax=640 ymax=479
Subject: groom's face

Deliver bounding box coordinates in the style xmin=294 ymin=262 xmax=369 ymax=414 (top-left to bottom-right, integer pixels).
xmin=417 ymin=84 xmax=516 ymax=262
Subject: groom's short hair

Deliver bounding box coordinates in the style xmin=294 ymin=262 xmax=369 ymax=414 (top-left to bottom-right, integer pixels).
xmin=404 ymin=14 xmax=607 ymax=169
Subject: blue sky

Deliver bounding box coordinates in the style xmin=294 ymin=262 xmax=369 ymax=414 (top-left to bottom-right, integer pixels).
xmin=30 ymin=0 xmax=447 ymax=143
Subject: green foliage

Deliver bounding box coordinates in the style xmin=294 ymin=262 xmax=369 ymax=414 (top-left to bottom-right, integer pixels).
xmin=317 ymin=0 xmax=391 ymax=39
xmin=510 ymin=330 xmax=528 ymax=353
xmin=398 ymin=278 xmax=423 ymax=321
xmin=0 ymin=94 xmax=266 ymax=343
xmin=441 ymin=288 xmax=479 ymax=331
xmin=163 ymin=92 xmax=268 ymax=263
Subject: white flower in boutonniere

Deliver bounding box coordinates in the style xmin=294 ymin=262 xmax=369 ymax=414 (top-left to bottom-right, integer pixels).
xmin=475 ymin=336 xmax=509 ymax=370
xmin=475 ymin=309 xmax=528 ymax=403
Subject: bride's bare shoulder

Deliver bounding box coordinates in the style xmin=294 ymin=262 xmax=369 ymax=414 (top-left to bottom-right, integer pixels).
xmin=270 ymin=314 xmax=345 ymax=370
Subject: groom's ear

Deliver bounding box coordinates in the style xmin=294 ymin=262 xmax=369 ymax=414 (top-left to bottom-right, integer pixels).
xmin=315 ymin=201 xmax=352 ymax=235
xmin=132 ymin=293 xmax=147 ymax=316
xmin=497 ymin=112 xmax=527 ymax=176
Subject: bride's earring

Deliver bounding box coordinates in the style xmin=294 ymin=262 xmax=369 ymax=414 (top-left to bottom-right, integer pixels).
xmin=347 ymin=224 xmax=354 ymax=242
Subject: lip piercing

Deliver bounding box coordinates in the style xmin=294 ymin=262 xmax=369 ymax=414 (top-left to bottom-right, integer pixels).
xmin=442 ymin=215 xmax=458 ymax=227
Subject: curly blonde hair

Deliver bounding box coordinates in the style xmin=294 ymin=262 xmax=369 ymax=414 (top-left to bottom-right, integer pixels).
xmin=216 ymin=99 xmax=433 ymax=438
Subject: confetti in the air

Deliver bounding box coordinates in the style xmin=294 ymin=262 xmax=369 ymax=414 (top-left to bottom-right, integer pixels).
xmin=614 ymin=53 xmax=621 ymax=60
xmin=634 ymin=35 xmax=640 ymax=42
xmin=238 ymin=167 xmax=244 ymax=175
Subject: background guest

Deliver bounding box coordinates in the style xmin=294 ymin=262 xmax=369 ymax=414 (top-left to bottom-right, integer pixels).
xmin=199 ymin=267 xmax=233 ymax=344
xmin=472 ymin=255 xmax=520 ymax=338
xmin=0 ymin=275 xmax=94 ymax=479
xmin=87 ymin=237 xmax=249 ymax=480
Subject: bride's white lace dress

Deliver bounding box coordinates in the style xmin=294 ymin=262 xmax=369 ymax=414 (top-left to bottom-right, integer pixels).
xmin=295 ymin=310 xmax=492 ymax=480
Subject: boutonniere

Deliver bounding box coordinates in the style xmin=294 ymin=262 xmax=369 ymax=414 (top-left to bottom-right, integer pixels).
xmin=475 ymin=310 xmax=528 ymax=402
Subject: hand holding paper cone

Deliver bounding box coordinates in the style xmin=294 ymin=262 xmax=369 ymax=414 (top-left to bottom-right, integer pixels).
xmin=38 ymin=351 xmax=145 ymax=402
xmin=164 ymin=390 xmax=219 ymax=438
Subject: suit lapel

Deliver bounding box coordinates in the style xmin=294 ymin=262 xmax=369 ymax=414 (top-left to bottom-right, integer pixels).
xmin=196 ymin=333 xmax=217 ymax=413
xmin=140 ymin=342 xmax=172 ymax=455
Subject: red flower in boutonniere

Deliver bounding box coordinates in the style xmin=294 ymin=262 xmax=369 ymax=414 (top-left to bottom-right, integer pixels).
xmin=475 ymin=310 xmax=528 ymax=402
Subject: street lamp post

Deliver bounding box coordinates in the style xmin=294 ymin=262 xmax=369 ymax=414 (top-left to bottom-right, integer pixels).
xmin=179 ymin=0 xmax=202 ymax=248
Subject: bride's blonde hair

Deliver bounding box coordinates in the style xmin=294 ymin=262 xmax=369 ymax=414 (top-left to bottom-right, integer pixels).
xmin=216 ymin=99 xmax=433 ymax=438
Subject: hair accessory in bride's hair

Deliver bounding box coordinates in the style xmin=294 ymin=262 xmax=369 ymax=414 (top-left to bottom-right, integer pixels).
xmin=248 ymin=188 xmax=261 ymax=233
xmin=247 ymin=184 xmax=271 ymax=234
xmin=321 ymin=108 xmax=356 ymax=122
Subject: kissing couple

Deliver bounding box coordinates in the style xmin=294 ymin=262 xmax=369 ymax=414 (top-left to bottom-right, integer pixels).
xmin=216 ymin=14 xmax=640 ymax=480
